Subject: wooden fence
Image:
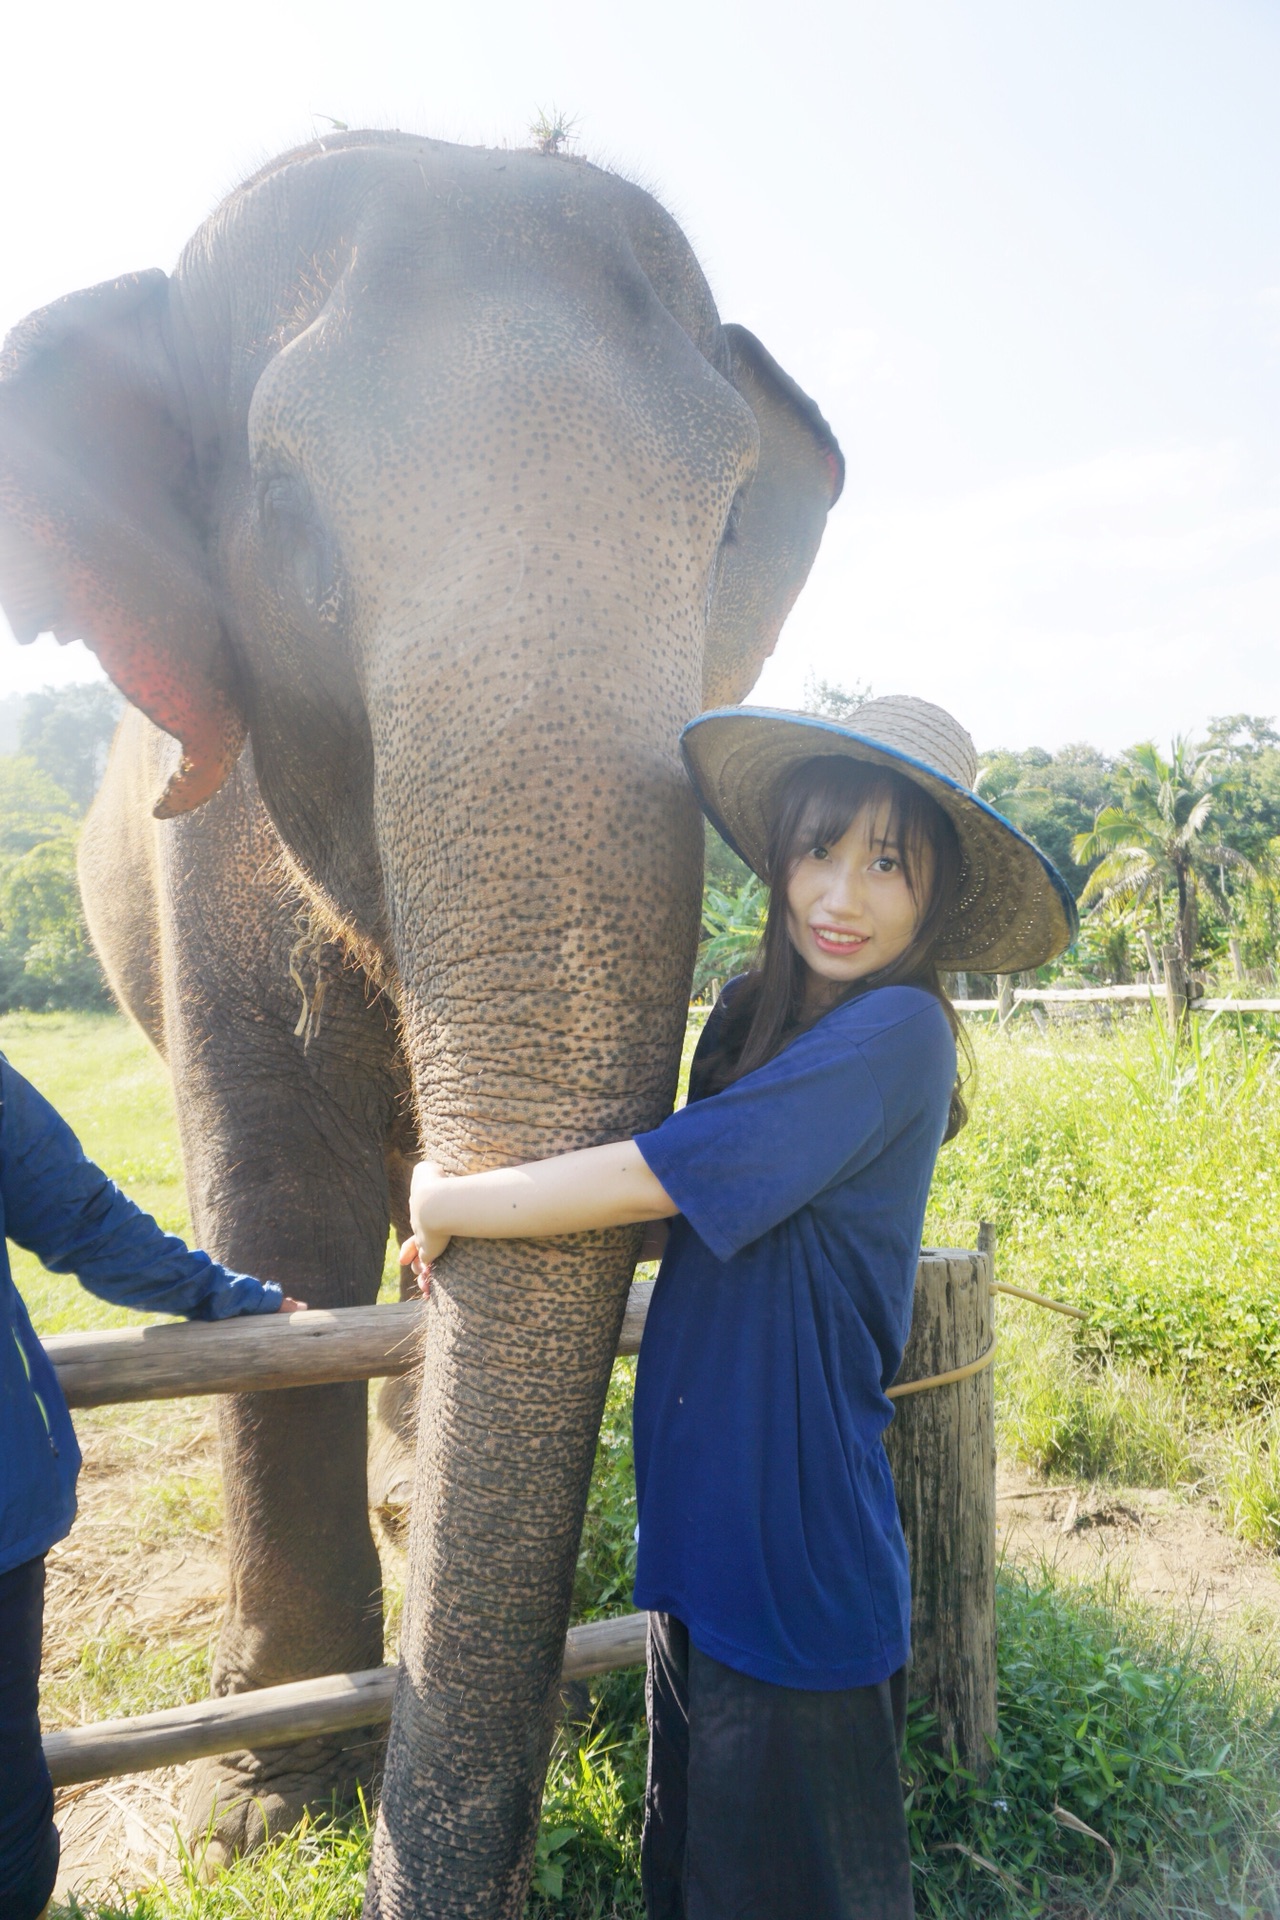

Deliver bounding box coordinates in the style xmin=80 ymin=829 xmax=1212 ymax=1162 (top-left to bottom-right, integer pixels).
xmin=954 ymin=949 xmax=1280 ymax=1033
xmin=41 ymin=1251 xmax=998 ymax=1787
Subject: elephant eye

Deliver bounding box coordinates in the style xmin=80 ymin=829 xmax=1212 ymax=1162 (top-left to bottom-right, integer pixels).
xmin=721 ymin=484 xmax=747 ymax=548
xmin=257 ymin=471 xmax=344 ymax=625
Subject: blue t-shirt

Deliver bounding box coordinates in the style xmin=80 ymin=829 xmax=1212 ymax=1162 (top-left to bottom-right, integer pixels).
xmin=632 ymin=982 xmax=955 ymax=1691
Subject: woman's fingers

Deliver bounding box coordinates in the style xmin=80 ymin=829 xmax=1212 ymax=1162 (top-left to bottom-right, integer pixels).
xmin=399 ymin=1232 xmax=433 ymax=1297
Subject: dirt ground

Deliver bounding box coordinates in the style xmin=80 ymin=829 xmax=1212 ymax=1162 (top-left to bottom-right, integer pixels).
xmin=47 ymin=1402 xmax=226 ymax=1899
xmin=996 ymin=1460 xmax=1280 ymax=1634
xmin=47 ymin=1422 xmax=1280 ymax=1905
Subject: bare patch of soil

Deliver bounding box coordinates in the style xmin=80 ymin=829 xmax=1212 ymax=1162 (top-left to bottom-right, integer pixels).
xmin=997 ymin=1460 xmax=1280 ymax=1635
xmin=55 ymin=1766 xmax=194 ymax=1901
xmin=47 ymin=1401 xmax=223 ymax=1901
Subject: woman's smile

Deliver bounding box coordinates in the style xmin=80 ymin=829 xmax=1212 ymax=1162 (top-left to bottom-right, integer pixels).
xmin=809 ymin=925 xmax=870 ymax=956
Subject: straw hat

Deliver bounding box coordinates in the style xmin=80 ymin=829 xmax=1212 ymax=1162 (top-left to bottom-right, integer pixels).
xmin=680 ymin=697 xmax=1077 ymax=973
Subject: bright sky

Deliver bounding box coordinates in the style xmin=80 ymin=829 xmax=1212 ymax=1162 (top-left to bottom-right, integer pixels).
xmin=2 ymin=0 xmax=1278 ymax=753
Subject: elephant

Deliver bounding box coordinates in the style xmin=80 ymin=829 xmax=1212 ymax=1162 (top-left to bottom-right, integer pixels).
xmin=0 ymin=130 xmax=842 ymax=1915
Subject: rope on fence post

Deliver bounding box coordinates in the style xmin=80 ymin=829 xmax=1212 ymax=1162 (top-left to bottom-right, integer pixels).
xmin=990 ymin=1281 xmax=1087 ymax=1321
xmin=886 ymin=1337 xmax=997 ymax=1399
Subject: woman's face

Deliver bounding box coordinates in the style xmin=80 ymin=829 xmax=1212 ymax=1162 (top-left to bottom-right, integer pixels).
xmin=784 ymin=799 xmax=930 ymax=1006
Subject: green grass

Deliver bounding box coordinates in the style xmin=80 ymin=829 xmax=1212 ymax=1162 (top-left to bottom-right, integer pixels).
xmin=929 ymin=1011 xmax=1280 ymax=1548
xmin=995 ymin=1308 xmax=1203 ymax=1490
xmin=908 ymin=1569 xmax=1280 ymax=1918
xmin=928 ymin=1012 xmax=1280 ymax=1411
xmin=45 ymin=1626 xmax=216 ymax=1732
xmin=57 ymin=1806 xmax=375 ymax=1919
xmin=19 ymin=1007 xmax=1280 ymax=1916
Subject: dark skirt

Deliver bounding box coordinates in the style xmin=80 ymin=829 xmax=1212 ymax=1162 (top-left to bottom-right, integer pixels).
xmin=642 ymin=1611 xmax=914 ymax=1920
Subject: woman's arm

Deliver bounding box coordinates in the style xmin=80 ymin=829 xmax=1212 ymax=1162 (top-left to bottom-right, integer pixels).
xmin=411 ymin=1141 xmax=677 ymax=1266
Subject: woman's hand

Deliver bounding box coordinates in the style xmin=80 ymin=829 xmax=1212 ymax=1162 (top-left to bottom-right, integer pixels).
xmin=276 ymin=1296 xmax=309 ymax=1312
xmin=399 ymin=1236 xmax=430 ymax=1297
xmin=410 ymin=1160 xmax=454 ymax=1268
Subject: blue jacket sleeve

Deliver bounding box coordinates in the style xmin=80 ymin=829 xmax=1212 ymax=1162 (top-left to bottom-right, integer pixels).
xmin=0 ymin=1057 xmax=282 ymax=1321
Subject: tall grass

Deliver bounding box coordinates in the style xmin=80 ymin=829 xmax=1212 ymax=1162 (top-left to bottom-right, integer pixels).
xmin=996 ymin=1308 xmax=1202 ymax=1489
xmin=928 ymin=1011 xmax=1280 ymax=1409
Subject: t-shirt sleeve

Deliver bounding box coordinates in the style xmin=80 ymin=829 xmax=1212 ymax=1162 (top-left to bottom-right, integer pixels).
xmin=0 ymin=1058 xmax=283 ymax=1321
xmin=634 ymin=1008 xmax=887 ymax=1261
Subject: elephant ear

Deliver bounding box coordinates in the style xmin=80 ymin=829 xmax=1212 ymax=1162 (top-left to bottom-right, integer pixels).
xmin=0 ymin=270 xmax=245 ymax=818
xmin=704 ymin=324 xmax=844 ymax=708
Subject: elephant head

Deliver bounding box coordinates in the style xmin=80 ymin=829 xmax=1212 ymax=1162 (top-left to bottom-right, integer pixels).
xmin=0 ymin=131 xmax=841 ymax=1914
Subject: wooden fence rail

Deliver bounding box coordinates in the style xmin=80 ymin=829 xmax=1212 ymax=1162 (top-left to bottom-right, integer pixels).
xmin=45 ymin=1615 xmax=650 ymax=1788
xmin=956 ymin=985 xmax=1280 ymax=1019
xmin=45 ymin=1284 xmax=656 ymax=1408
xmin=957 ymin=985 xmax=1280 ymax=1011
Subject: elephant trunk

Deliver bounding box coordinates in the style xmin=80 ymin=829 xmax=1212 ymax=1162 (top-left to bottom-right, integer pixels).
xmin=365 ymin=609 xmax=705 ymax=1912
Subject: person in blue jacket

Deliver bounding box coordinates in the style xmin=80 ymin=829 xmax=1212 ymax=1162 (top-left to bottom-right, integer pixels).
xmin=402 ymin=696 xmax=1076 ymax=1920
xmin=0 ymin=1058 xmax=305 ymax=1920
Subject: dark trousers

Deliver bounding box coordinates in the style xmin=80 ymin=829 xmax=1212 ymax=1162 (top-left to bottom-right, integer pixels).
xmin=0 ymin=1556 xmax=58 ymax=1920
xmin=642 ymin=1613 xmax=914 ymax=1920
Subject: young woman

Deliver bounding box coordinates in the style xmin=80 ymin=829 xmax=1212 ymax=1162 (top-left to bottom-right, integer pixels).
xmin=406 ymin=696 xmax=1076 ymax=1920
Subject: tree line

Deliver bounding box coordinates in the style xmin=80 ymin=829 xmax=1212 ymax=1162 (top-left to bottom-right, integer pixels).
xmin=3 ymin=681 xmax=1279 ymax=1011
xmin=0 ymin=685 xmax=121 ymax=1011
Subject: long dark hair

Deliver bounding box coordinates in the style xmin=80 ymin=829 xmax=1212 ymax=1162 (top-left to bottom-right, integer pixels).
xmin=702 ymin=755 xmax=970 ymax=1138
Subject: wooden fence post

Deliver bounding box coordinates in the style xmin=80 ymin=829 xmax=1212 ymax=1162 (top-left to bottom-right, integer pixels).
xmin=883 ymin=1243 xmax=996 ymax=1773
xmin=997 ymin=974 xmax=1016 ymax=1029
xmin=1162 ymin=944 xmax=1190 ymax=1037
xmin=1142 ymin=931 xmax=1162 ymax=985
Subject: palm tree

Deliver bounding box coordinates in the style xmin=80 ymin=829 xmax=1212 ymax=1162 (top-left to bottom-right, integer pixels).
xmin=973 ymin=762 xmax=1049 ymax=831
xmin=1071 ymin=738 xmax=1251 ymax=969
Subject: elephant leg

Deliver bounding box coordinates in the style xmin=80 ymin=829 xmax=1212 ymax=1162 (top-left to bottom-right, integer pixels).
xmin=135 ymin=779 xmax=406 ymax=1855
xmin=187 ymin=1404 xmax=386 ymax=1861
xmin=178 ymin=1042 xmax=398 ymax=1856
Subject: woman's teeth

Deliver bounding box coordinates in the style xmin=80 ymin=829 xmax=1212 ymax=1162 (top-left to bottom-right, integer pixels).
xmin=813 ymin=928 xmax=866 ymax=950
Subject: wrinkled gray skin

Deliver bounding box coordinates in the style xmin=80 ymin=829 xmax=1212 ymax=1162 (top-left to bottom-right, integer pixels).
xmin=0 ymin=132 xmax=841 ymax=1915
